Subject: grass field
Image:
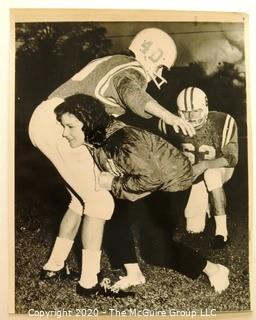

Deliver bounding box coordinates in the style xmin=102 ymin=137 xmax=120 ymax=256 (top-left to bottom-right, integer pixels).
xmin=14 ymin=141 xmax=250 ymax=315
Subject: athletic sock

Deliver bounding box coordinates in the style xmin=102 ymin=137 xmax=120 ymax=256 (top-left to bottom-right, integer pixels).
xmin=79 ymin=249 xmax=101 ymax=289
xmin=215 ymin=215 xmax=228 ymax=241
xmin=43 ymin=236 xmax=74 ymax=271
xmin=124 ymin=263 xmax=144 ymax=278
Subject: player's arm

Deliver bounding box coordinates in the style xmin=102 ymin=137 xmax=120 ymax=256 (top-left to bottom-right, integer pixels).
xmin=113 ymin=69 xmax=195 ymax=137
xmin=192 ymin=116 xmax=238 ymax=180
xmin=144 ymin=100 xmax=195 ymax=137
xmin=192 ymin=157 xmax=229 ymax=181
xmin=221 ymin=116 xmax=238 ymax=167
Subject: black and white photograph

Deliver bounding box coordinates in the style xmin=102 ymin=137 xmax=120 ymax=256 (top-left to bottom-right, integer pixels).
xmin=11 ymin=8 xmax=252 ymax=317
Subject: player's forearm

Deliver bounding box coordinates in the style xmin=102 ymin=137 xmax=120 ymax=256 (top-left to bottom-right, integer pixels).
xmin=204 ymin=157 xmax=229 ymax=170
xmin=145 ymin=100 xmax=173 ymax=120
xmin=222 ymin=143 xmax=239 ymax=167
xmin=145 ymin=101 xmax=195 ymax=137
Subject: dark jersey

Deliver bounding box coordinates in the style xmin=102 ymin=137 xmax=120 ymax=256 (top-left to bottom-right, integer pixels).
xmin=90 ymin=120 xmax=193 ymax=201
xmin=179 ymin=111 xmax=238 ymax=167
xmin=157 ymin=111 xmax=238 ymax=167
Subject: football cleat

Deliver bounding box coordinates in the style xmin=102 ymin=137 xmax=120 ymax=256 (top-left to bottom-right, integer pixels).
xmin=111 ymin=275 xmax=146 ymax=290
xmin=40 ymin=263 xmax=79 ymax=281
xmin=76 ymin=278 xmax=135 ymax=298
xmin=211 ymin=235 xmax=229 ymax=249
xmin=209 ymin=264 xmax=230 ymax=293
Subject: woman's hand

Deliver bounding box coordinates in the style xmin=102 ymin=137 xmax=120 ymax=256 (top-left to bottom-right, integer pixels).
xmin=98 ymin=172 xmax=114 ymax=191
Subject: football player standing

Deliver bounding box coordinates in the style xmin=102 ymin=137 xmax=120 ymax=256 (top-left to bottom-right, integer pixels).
xmin=28 ymin=28 xmax=195 ymax=296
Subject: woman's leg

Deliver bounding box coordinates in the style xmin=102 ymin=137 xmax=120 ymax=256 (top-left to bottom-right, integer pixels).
xmin=103 ymin=199 xmax=145 ymax=290
xmin=138 ymin=190 xmax=229 ymax=292
xmin=103 ymin=199 xmax=137 ymax=269
xmin=77 ymin=210 xmax=136 ymax=297
xmin=138 ymin=190 xmax=207 ymax=278
xmin=42 ymin=207 xmax=81 ymax=275
xmin=78 ymin=216 xmax=105 ymax=288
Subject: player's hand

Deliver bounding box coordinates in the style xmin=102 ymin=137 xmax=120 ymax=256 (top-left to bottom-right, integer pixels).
xmin=98 ymin=172 xmax=114 ymax=191
xmin=192 ymin=161 xmax=208 ymax=181
xmin=163 ymin=113 xmax=195 ymax=137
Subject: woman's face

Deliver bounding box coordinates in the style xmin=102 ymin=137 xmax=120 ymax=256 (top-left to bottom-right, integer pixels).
xmin=60 ymin=113 xmax=85 ymax=148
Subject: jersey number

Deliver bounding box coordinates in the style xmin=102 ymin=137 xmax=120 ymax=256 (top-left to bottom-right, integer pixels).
xmin=181 ymin=143 xmax=216 ymax=164
xmin=140 ymin=41 xmax=163 ymax=63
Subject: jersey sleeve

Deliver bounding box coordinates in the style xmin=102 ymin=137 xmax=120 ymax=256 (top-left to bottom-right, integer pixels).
xmin=112 ymin=68 xmax=156 ymax=119
xmin=221 ymin=115 xmax=238 ymax=167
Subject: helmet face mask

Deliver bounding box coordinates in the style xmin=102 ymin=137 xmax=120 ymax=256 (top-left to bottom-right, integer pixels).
xmin=178 ymin=109 xmax=206 ymax=129
xmin=151 ymin=66 xmax=167 ymax=89
xmin=129 ymin=28 xmax=177 ymax=89
xmin=177 ymin=87 xmax=209 ymax=129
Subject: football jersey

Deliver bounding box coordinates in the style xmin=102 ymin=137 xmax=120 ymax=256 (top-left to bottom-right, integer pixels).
xmin=49 ymin=54 xmax=154 ymax=118
xmin=90 ymin=120 xmax=193 ymax=201
xmin=178 ymin=111 xmax=238 ymax=167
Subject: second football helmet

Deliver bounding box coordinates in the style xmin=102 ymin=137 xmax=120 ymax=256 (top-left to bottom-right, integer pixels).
xmin=177 ymin=87 xmax=209 ymax=129
xmin=129 ymin=28 xmax=177 ymax=89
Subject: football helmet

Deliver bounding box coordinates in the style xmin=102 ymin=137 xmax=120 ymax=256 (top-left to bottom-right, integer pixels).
xmin=177 ymin=87 xmax=209 ymax=129
xmin=129 ymin=28 xmax=177 ymax=89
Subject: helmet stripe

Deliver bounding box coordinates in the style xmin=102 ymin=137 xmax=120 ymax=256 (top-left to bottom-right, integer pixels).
xmin=225 ymin=117 xmax=235 ymax=145
xmin=185 ymin=87 xmax=192 ymax=111
xmin=221 ymin=114 xmax=231 ymax=148
xmin=190 ymin=87 xmax=195 ymax=111
xmin=184 ymin=88 xmax=188 ymax=111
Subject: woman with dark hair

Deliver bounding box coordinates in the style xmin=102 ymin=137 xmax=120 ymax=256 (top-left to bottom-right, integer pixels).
xmin=28 ymin=28 xmax=195 ymax=296
xmin=55 ymin=94 xmax=111 ymax=148
xmin=54 ymin=93 xmax=230 ymax=295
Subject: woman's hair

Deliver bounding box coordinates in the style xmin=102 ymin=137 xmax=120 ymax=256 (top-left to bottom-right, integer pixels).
xmin=55 ymin=94 xmax=111 ymax=147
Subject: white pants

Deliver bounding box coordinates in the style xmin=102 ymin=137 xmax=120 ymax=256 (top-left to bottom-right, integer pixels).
xmin=185 ymin=167 xmax=234 ymax=233
xmin=28 ymin=97 xmax=114 ymax=219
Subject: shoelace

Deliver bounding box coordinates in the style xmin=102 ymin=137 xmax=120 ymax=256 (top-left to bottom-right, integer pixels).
xmin=65 ymin=264 xmax=70 ymax=275
xmin=100 ymin=278 xmax=120 ymax=293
